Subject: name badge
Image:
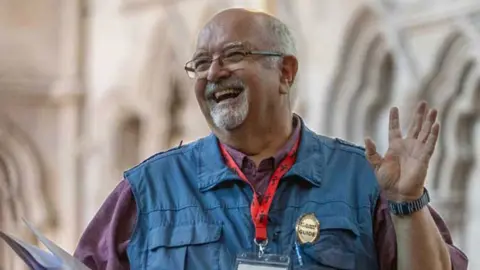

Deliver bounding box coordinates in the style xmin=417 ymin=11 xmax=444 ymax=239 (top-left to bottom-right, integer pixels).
xmin=235 ymin=252 xmax=290 ymax=270
xmin=296 ymin=213 xmax=320 ymax=244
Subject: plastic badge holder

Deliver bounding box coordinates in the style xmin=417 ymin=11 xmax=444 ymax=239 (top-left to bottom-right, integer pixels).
xmin=235 ymin=252 xmax=290 ymax=270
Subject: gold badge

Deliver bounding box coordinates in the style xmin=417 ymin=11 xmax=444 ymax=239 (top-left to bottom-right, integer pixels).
xmin=295 ymin=213 xmax=320 ymax=244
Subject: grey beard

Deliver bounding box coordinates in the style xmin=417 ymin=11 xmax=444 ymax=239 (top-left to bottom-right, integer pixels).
xmin=209 ymin=91 xmax=248 ymax=130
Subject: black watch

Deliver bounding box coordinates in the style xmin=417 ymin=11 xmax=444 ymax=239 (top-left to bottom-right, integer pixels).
xmin=388 ymin=188 xmax=430 ymax=216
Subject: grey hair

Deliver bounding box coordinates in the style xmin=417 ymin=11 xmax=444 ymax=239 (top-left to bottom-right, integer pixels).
xmin=265 ymin=17 xmax=297 ymax=57
xmin=263 ymin=16 xmax=298 ymax=104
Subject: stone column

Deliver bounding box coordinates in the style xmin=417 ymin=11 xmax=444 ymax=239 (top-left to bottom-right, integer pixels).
xmin=51 ymin=86 xmax=83 ymax=252
xmin=49 ymin=0 xmax=84 ymax=252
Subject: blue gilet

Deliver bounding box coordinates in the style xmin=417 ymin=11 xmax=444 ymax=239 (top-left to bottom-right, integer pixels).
xmin=125 ymin=123 xmax=380 ymax=270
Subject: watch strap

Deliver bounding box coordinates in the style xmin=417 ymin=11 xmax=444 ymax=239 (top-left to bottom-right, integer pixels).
xmin=388 ymin=188 xmax=430 ymax=216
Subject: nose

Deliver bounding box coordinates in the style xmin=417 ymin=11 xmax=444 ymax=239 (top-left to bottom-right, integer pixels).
xmin=206 ymin=59 xmax=230 ymax=82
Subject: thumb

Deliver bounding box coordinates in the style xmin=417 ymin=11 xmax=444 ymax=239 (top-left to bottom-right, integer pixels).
xmin=364 ymin=137 xmax=383 ymax=170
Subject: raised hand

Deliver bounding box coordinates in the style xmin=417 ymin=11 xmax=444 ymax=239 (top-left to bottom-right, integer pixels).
xmin=364 ymin=101 xmax=440 ymax=202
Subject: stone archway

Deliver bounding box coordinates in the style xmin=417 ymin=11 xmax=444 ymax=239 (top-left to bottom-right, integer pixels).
xmin=139 ymin=9 xmax=210 ymax=149
xmin=325 ymin=6 xmax=394 ymax=148
xmin=0 ymin=115 xmax=52 ymax=270
xmin=417 ymin=31 xmax=479 ymax=247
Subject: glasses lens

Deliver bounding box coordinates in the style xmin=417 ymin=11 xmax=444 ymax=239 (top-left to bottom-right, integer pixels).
xmin=193 ymin=58 xmax=211 ymax=72
xmin=186 ymin=70 xmax=196 ymax=78
xmin=223 ymin=51 xmax=246 ymax=63
xmin=185 ymin=61 xmax=198 ymax=78
xmin=184 ymin=50 xmax=249 ymax=79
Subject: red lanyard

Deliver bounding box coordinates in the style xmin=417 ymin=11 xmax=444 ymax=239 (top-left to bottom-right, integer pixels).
xmin=219 ymin=138 xmax=300 ymax=242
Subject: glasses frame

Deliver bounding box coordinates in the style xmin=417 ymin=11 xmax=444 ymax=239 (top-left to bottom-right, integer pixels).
xmin=184 ymin=50 xmax=284 ymax=79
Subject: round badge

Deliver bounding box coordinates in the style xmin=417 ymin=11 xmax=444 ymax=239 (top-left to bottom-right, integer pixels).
xmin=295 ymin=213 xmax=320 ymax=244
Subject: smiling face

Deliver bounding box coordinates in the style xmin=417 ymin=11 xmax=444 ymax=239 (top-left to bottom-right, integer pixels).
xmin=193 ymin=9 xmax=288 ymax=133
xmin=205 ymin=68 xmax=249 ymax=130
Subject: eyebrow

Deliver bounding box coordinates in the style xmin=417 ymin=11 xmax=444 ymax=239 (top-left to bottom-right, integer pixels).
xmin=192 ymin=41 xmax=252 ymax=59
xmin=192 ymin=50 xmax=209 ymax=59
xmin=222 ymin=42 xmax=245 ymax=50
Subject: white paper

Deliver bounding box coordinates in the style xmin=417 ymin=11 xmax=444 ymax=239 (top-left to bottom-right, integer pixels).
xmin=3 ymin=232 xmax=63 ymax=268
xmin=22 ymin=218 xmax=91 ymax=270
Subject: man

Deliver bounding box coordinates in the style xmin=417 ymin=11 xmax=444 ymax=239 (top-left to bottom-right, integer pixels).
xmin=74 ymin=8 xmax=468 ymax=270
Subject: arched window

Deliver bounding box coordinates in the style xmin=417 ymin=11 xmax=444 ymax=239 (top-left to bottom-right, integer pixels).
xmin=418 ymin=32 xmax=479 ymax=247
xmin=139 ymin=10 xmax=194 ymax=150
xmin=325 ymin=7 xmax=394 ymax=150
xmin=0 ymin=154 xmax=25 ymax=270
xmin=0 ymin=116 xmax=50 ymax=269
xmin=0 ymin=156 xmax=12 ymax=269
xmin=363 ymin=54 xmax=394 ymax=143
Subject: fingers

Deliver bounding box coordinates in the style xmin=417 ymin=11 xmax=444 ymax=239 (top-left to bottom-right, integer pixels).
xmin=417 ymin=109 xmax=438 ymax=143
xmin=422 ymin=122 xmax=440 ymax=161
xmin=406 ymin=101 xmax=427 ymax=138
xmin=365 ymin=137 xmax=376 ymax=155
xmin=388 ymin=107 xmax=403 ymax=143
xmin=364 ymin=137 xmax=383 ymax=169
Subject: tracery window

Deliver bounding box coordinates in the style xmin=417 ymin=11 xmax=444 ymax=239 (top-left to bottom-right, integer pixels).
xmin=417 ymin=33 xmax=479 ymax=247
xmin=0 ymin=118 xmax=49 ymax=270
xmin=325 ymin=8 xmax=394 ymax=152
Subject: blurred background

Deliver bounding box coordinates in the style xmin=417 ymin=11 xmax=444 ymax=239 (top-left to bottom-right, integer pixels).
xmin=0 ymin=0 xmax=479 ymax=269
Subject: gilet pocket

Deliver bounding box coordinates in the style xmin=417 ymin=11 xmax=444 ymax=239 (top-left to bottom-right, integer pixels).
xmin=299 ymin=216 xmax=359 ymax=270
xmin=146 ymin=223 xmax=222 ymax=270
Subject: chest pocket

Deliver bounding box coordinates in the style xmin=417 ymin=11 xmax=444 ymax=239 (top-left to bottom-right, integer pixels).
xmin=146 ymin=223 xmax=222 ymax=270
xmin=297 ymin=216 xmax=359 ymax=270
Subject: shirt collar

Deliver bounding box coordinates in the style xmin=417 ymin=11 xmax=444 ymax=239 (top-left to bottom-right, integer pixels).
xmin=197 ymin=115 xmax=323 ymax=191
xmin=220 ymin=115 xmax=302 ymax=171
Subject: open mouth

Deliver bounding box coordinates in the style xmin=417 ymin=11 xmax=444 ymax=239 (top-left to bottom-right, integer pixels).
xmin=212 ymin=88 xmax=243 ymax=103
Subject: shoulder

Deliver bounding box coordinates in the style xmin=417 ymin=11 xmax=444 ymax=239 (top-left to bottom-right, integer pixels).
xmin=305 ymin=129 xmax=380 ymax=203
xmin=125 ymin=137 xmax=206 ymax=176
xmin=301 ymin=125 xmax=368 ymax=163
xmin=306 ymin=129 xmax=366 ymax=157
xmin=333 ymin=137 xmax=366 ymax=156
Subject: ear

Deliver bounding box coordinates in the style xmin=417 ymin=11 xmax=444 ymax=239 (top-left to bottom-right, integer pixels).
xmin=279 ymin=55 xmax=298 ymax=94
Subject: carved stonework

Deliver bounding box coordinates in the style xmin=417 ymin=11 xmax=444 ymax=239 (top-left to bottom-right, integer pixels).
xmin=0 ymin=115 xmax=54 ymax=269
xmin=430 ymin=192 xmax=468 ymax=247
xmin=471 ymin=11 xmax=480 ymax=31
xmin=381 ymin=0 xmax=453 ymax=12
xmin=325 ymin=7 xmax=393 ymax=151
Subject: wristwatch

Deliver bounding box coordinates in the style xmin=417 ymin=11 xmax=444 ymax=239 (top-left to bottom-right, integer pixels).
xmin=388 ymin=188 xmax=430 ymax=216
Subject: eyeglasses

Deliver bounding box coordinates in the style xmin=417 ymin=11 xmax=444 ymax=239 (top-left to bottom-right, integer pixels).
xmin=184 ymin=49 xmax=283 ymax=79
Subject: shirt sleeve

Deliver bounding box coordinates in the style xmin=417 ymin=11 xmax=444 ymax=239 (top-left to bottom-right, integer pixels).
xmin=73 ymin=180 xmax=136 ymax=270
xmin=374 ymin=193 xmax=468 ymax=270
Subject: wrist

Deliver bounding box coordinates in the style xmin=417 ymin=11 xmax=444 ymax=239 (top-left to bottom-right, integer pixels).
xmin=384 ymin=189 xmax=424 ymax=203
xmin=388 ymin=188 xmax=430 ymax=216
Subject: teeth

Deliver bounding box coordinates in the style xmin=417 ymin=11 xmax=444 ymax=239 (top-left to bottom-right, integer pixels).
xmin=214 ymin=89 xmax=240 ymax=99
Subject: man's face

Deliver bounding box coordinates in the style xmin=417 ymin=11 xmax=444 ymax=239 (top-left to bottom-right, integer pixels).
xmin=192 ymin=11 xmax=282 ymax=132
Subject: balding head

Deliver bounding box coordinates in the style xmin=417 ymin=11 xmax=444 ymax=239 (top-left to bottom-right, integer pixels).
xmin=198 ymin=8 xmax=296 ymax=62
xmin=190 ymin=8 xmax=299 ymax=137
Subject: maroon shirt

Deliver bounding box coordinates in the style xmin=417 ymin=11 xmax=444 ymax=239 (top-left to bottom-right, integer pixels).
xmin=74 ymin=120 xmax=468 ymax=270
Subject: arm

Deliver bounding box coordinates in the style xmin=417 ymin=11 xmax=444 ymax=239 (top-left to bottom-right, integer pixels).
xmin=392 ymin=206 xmax=450 ymax=270
xmin=374 ymin=193 xmax=468 ymax=270
xmin=74 ymin=180 xmax=136 ymax=270
xmin=366 ymin=102 xmax=468 ymax=270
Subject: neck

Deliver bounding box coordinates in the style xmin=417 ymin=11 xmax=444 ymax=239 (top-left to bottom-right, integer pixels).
xmin=217 ymin=113 xmax=294 ymax=165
